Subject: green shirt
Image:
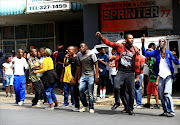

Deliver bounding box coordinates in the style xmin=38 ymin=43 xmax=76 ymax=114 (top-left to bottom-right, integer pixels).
xmin=148 ymin=57 xmax=157 ymax=82
xmin=28 ymin=56 xmax=41 ymax=82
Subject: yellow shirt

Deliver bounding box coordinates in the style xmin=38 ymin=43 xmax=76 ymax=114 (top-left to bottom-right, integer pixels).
xmin=63 ymin=58 xmax=73 ymax=83
xmin=36 ymin=57 xmax=54 ymax=73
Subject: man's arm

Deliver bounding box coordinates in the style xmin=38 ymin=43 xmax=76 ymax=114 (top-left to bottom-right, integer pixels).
xmin=60 ymin=67 xmax=65 ymax=82
xmin=96 ymin=32 xmax=119 ymax=48
xmin=97 ymin=58 xmax=107 ymax=66
xmin=2 ymin=66 xmax=5 ymax=81
xmin=169 ymin=51 xmax=179 ymax=65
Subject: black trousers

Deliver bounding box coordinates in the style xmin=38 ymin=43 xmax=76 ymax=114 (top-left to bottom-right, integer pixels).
xmin=32 ymin=80 xmax=44 ymax=105
xmin=120 ymin=83 xmax=129 ymax=111
xmin=114 ymin=70 xmax=135 ymax=111
xmin=73 ymin=83 xmax=80 ymax=108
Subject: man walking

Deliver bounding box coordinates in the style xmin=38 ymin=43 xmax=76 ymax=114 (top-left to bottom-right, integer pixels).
xmin=96 ymin=32 xmax=141 ymax=115
xmin=12 ymin=49 xmax=29 ymax=106
xmin=142 ymin=37 xmax=179 ymax=117
xmin=77 ymin=43 xmax=99 ymax=113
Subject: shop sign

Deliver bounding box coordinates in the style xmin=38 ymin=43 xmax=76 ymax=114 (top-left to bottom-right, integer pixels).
xmin=26 ymin=0 xmax=71 ymax=13
xmin=100 ymin=0 xmax=173 ymax=32
xmin=102 ymin=31 xmax=124 ymax=43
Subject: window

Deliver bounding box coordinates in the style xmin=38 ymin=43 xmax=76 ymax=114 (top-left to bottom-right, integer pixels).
xmin=3 ymin=41 xmax=15 ymax=55
xmin=169 ymin=41 xmax=179 ymax=58
xmin=15 ymin=25 xmax=27 ymax=39
xmin=3 ymin=26 xmax=14 ymax=39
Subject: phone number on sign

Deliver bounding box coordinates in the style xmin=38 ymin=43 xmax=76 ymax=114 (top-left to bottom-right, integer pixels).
xmin=29 ymin=4 xmax=68 ymax=11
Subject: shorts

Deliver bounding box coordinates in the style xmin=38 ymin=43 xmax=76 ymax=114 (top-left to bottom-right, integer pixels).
xmin=5 ymin=74 xmax=14 ymax=86
xmin=146 ymin=81 xmax=158 ymax=96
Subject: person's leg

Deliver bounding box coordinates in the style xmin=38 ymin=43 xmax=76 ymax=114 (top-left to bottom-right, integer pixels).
xmin=9 ymin=75 xmax=14 ymax=96
xmin=5 ymin=75 xmax=9 ymax=96
xmin=13 ymin=75 xmax=21 ymax=103
xmin=102 ymin=75 xmax=106 ymax=98
xmin=152 ymin=82 xmax=159 ymax=105
xmin=63 ymin=82 xmax=69 ymax=106
xmin=29 ymin=81 xmax=34 ymax=94
xmin=19 ymin=75 xmax=26 ymax=102
xmin=44 ymin=83 xmax=56 ymax=107
xmin=93 ymin=84 xmax=98 ymax=99
xmin=114 ymin=71 xmax=125 ymax=106
xmin=70 ymin=85 xmax=75 ymax=105
xmin=87 ymin=76 xmax=95 ymax=109
xmin=120 ymin=83 xmax=129 ymax=111
xmin=32 ymin=81 xmax=40 ymax=106
xmin=79 ymin=76 xmax=88 ymax=107
xmin=135 ymin=74 xmax=143 ymax=106
xmin=125 ymin=72 xmax=135 ymax=111
xmin=0 ymin=69 xmax=6 ymax=89
xmin=158 ymin=77 xmax=167 ymax=113
xmin=50 ymin=82 xmax=58 ymax=105
xmin=164 ymin=76 xmax=174 ymax=113
xmin=99 ymin=75 xmax=103 ymax=98
xmin=73 ymin=83 xmax=80 ymax=109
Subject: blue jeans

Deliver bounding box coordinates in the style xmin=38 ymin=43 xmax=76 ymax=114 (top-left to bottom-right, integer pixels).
xmin=5 ymin=75 xmax=14 ymax=86
xmin=158 ymin=76 xmax=174 ymax=113
xmin=135 ymin=74 xmax=143 ymax=105
xmin=0 ymin=69 xmax=6 ymax=89
xmin=63 ymin=82 xmax=75 ymax=106
xmin=79 ymin=75 xmax=94 ymax=109
xmin=13 ymin=75 xmax=26 ymax=102
xmin=44 ymin=82 xmax=57 ymax=104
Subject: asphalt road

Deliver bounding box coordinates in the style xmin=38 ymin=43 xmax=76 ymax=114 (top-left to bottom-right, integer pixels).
xmin=0 ymin=102 xmax=180 ymax=125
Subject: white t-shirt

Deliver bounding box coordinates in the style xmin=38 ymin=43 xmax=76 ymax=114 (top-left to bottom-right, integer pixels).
xmin=2 ymin=63 xmax=13 ymax=75
xmin=12 ymin=57 xmax=29 ymax=75
xmin=159 ymin=57 xmax=171 ymax=79
xmin=110 ymin=60 xmax=117 ymax=75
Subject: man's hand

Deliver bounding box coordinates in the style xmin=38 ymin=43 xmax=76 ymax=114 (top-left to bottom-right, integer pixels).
xmin=96 ymin=32 xmax=103 ymax=39
xmin=172 ymin=48 xmax=177 ymax=59
xmin=141 ymin=34 xmax=145 ymax=43
xmin=32 ymin=71 xmax=37 ymax=74
xmin=155 ymin=81 xmax=158 ymax=86
xmin=12 ymin=61 xmax=15 ymax=64
xmin=136 ymin=77 xmax=140 ymax=83
xmin=109 ymin=55 xmax=116 ymax=61
xmin=65 ymin=53 xmax=70 ymax=58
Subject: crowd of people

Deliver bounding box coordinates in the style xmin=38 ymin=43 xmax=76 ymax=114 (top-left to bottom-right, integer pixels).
xmin=0 ymin=32 xmax=179 ymax=117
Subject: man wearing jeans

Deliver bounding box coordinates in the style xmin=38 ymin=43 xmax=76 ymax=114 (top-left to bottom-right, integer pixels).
xmin=77 ymin=43 xmax=99 ymax=113
xmin=142 ymin=37 xmax=179 ymax=117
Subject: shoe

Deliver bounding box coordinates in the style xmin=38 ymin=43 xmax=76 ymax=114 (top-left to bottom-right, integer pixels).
xmin=15 ymin=101 xmax=18 ymax=104
xmin=54 ymin=104 xmax=60 ymax=108
xmin=128 ymin=110 xmax=135 ymax=115
xmin=89 ymin=109 xmax=95 ymax=113
xmin=61 ymin=104 xmax=69 ymax=107
xmin=167 ymin=112 xmax=175 ymax=117
xmin=134 ymin=104 xmax=137 ymax=108
xmin=32 ymin=104 xmax=41 ymax=108
xmin=94 ymin=98 xmax=98 ymax=103
xmin=72 ymin=108 xmax=80 ymax=112
xmin=109 ymin=94 xmax=115 ymax=98
xmin=79 ymin=107 xmax=88 ymax=112
xmin=143 ymin=103 xmax=150 ymax=108
xmin=153 ymin=104 xmax=160 ymax=109
xmin=18 ymin=101 xmax=24 ymax=106
xmin=136 ymin=105 xmax=143 ymax=109
xmin=6 ymin=95 xmax=8 ymax=97
xmin=43 ymin=102 xmax=49 ymax=105
xmin=159 ymin=112 xmax=167 ymax=116
xmin=30 ymin=92 xmax=34 ymax=95
xmin=10 ymin=95 xmax=13 ymax=97
xmin=121 ymin=109 xmax=128 ymax=113
xmin=45 ymin=106 xmax=54 ymax=110
xmin=37 ymin=100 xmax=43 ymax=105
xmin=111 ymin=104 xmax=119 ymax=110
xmin=71 ymin=104 xmax=75 ymax=108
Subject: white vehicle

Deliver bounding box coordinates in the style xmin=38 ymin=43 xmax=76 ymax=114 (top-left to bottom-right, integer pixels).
xmin=92 ymin=35 xmax=180 ymax=75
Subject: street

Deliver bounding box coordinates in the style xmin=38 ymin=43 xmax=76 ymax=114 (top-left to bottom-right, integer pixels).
xmin=1 ymin=101 xmax=180 ymax=125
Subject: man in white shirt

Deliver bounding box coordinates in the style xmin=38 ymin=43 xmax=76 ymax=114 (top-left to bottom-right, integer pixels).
xmin=12 ymin=49 xmax=29 ymax=106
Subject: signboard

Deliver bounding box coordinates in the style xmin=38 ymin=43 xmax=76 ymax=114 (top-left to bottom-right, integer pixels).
xmin=102 ymin=31 xmax=124 ymax=43
xmin=100 ymin=0 xmax=173 ymax=32
xmin=27 ymin=0 xmax=71 ymax=13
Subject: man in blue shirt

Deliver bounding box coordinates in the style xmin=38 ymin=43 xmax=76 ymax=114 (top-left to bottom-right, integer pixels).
xmin=141 ymin=37 xmax=179 ymax=117
xmin=97 ymin=48 xmax=108 ymax=99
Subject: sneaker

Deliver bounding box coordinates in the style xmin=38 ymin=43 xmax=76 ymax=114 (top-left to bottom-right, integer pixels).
xmin=128 ymin=110 xmax=135 ymax=115
xmin=61 ymin=104 xmax=69 ymax=107
xmin=143 ymin=103 xmax=150 ymax=108
xmin=121 ymin=109 xmax=128 ymax=113
xmin=79 ymin=107 xmax=88 ymax=112
xmin=111 ymin=104 xmax=119 ymax=110
xmin=6 ymin=95 xmax=8 ymax=97
xmin=89 ymin=109 xmax=95 ymax=113
xmin=45 ymin=106 xmax=54 ymax=110
xmin=72 ymin=108 xmax=80 ymax=112
xmin=159 ymin=112 xmax=167 ymax=116
xmin=10 ymin=95 xmax=13 ymax=97
xmin=153 ymin=104 xmax=160 ymax=109
xmin=18 ymin=101 xmax=24 ymax=106
xmin=134 ymin=104 xmax=137 ymax=108
xmin=167 ymin=112 xmax=175 ymax=117
xmin=32 ymin=104 xmax=41 ymax=108
xmin=136 ymin=105 xmax=143 ymax=109
xmin=71 ymin=104 xmax=75 ymax=108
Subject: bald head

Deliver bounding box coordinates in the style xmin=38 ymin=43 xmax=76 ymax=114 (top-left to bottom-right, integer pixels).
xmin=159 ymin=38 xmax=166 ymax=49
xmin=68 ymin=46 xmax=75 ymax=56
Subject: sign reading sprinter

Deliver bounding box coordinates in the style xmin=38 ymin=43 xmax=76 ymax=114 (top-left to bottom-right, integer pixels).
xmin=27 ymin=0 xmax=71 ymax=13
xmin=100 ymin=0 xmax=172 ymax=32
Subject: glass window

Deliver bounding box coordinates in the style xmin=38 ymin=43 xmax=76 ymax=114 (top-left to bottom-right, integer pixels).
xmin=15 ymin=25 xmax=27 ymax=39
xmin=3 ymin=26 xmax=14 ymax=39
xmin=3 ymin=41 xmax=15 ymax=55
xmin=16 ymin=40 xmax=27 ymax=51
xmin=28 ymin=39 xmax=54 ymax=51
xmin=29 ymin=23 xmax=54 ymax=38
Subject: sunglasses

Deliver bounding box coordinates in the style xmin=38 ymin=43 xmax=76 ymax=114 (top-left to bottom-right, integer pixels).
xmin=159 ymin=40 xmax=164 ymax=42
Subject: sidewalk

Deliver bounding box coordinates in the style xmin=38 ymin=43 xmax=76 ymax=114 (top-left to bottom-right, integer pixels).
xmin=0 ymin=83 xmax=180 ymax=110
